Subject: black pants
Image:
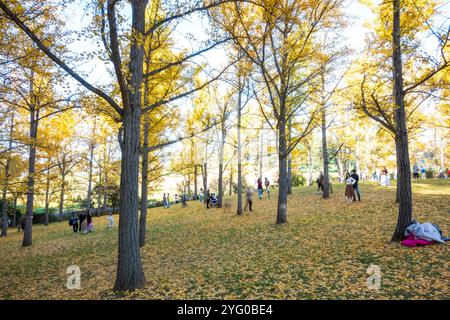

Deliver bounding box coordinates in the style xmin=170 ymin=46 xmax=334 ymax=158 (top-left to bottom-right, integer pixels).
xmin=248 ymin=200 xmax=252 ymax=211
xmin=353 ymin=185 xmax=361 ymax=201
xmin=73 ymin=222 xmax=79 ymax=232
xmin=206 ymin=199 xmax=210 ymax=209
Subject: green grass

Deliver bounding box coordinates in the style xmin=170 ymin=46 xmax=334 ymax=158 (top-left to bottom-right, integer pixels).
xmin=0 ymin=179 xmax=449 ymax=299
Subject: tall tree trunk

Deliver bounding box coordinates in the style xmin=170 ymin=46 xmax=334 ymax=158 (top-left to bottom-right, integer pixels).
xmin=97 ymin=166 xmax=102 ymax=216
xmin=59 ymin=171 xmax=66 ymax=221
xmin=236 ymin=86 xmax=243 ymax=215
xmin=321 ymin=74 xmax=330 ymax=198
xmin=194 ymin=164 xmax=198 ymax=198
xmin=113 ymin=0 xmax=146 ymax=291
xmin=139 ymin=118 xmax=150 ymax=247
xmin=259 ymin=120 xmax=263 ymax=180
xmin=1 ymin=114 xmax=13 ymax=236
xmin=277 ymin=116 xmax=288 ymax=224
xmin=218 ymin=121 xmax=225 ymax=208
xmin=12 ymin=195 xmax=17 ymax=228
xmin=307 ymin=142 xmax=313 ymax=186
xmin=229 ymin=167 xmax=233 ymax=196
xmin=86 ymin=139 xmax=95 ymax=213
xmin=287 ymin=116 xmax=292 ymax=194
xmin=103 ymin=171 xmax=108 ymax=214
xmin=44 ymin=164 xmax=50 ymax=226
xmin=203 ymin=162 xmax=207 ymax=203
xmin=23 ymin=76 xmax=37 ymax=246
xmin=391 ymin=0 xmax=412 ymax=241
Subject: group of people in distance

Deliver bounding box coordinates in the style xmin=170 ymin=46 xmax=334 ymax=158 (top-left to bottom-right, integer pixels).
xmin=69 ymin=211 xmax=94 ymax=233
xmin=69 ymin=210 xmax=115 ymax=233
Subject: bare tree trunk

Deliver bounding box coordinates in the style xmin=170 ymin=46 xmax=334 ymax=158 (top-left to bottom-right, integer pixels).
xmin=194 ymin=164 xmax=198 ymax=198
xmin=307 ymin=142 xmax=313 ymax=186
xmin=218 ymin=121 xmax=226 ymax=208
xmin=139 ymin=119 xmax=149 ymax=247
xmin=113 ymin=0 xmax=147 ymax=291
xmin=103 ymin=170 xmax=107 ymax=214
xmin=391 ymin=0 xmax=412 ymax=242
xmin=59 ymin=173 xmax=66 ymax=221
xmin=1 ymin=115 xmax=13 ymax=236
xmin=236 ymin=86 xmax=243 ymax=215
xmin=12 ymin=195 xmax=17 ymax=228
xmin=287 ymin=116 xmax=292 ymax=194
xmin=44 ymin=164 xmax=50 ymax=226
xmin=277 ymin=117 xmax=288 ymax=224
xmin=229 ymin=166 xmax=233 ymax=196
xmin=203 ymin=162 xmax=207 ymax=203
xmin=97 ymin=166 xmax=102 ymax=216
xmin=86 ymin=137 xmax=95 ymax=213
xmin=259 ymin=120 xmax=263 ymax=180
xmin=23 ymin=75 xmax=37 ymax=246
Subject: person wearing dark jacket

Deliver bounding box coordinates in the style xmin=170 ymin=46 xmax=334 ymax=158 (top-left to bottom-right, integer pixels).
xmin=206 ymin=189 xmax=211 ymax=209
xmin=351 ymin=169 xmax=361 ymax=201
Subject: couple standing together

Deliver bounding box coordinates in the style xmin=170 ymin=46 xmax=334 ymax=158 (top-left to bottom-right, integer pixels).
xmin=344 ymin=170 xmax=361 ymax=202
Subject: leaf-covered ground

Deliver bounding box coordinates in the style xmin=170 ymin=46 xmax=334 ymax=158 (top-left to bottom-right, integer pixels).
xmin=1 ymin=180 xmax=449 ymax=300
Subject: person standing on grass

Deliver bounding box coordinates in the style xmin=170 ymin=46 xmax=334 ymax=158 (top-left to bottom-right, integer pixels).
xmin=421 ymin=166 xmax=426 ymax=179
xmin=199 ymin=188 xmax=203 ymax=203
xmin=351 ymin=169 xmax=361 ymax=201
xmin=206 ymin=189 xmax=211 ymax=209
xmin=413 ymin=163 xmax=419 ymax=181
xmin=244 ymin=187 xmax=253 ymax=212
xmin=257 ymin=177 xmax=263 ymax=199
xmin=86 ymin=211 xmax=94 ymax=232
xmin=317 ymin=171 xmax=324 ymax=191
xmin=163 ymin=193 xmax=167 ymax=208
xmin=106 ymin=213 xmax=114 ymax=228
xmin=265 ymin=177 xmax=270 ymax=198
xmin=167 ymin=193 xmax=171 ymax=208
xmin=70 ymin=212 xmax=79 ymax=233
xmin=344 ymin=173 xmax=356 ymax=202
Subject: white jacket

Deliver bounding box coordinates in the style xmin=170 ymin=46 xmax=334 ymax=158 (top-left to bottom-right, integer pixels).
xmin=405 ymin=221 xmax=444 ymax=243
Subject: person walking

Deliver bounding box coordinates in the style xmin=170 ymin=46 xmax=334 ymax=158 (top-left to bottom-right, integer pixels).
xmin=167 ymin=193 xmax=171 ymax=208
xmin=257 ymin=178 xmax=263 ymax=199
xmin=421 ymin=166 xmax=426 ymax=179
xmin=244 ymin=187 xmax=253 ymax=212
xmin=351 ymin=169 xmax=361 ymax=201
xmin=344 ymin=173 xmax=356 ymax=202
xmin=199 ymin=188 xmax=203 ymax=203
xmin=264 ymin=177 xmax=270 ymax=198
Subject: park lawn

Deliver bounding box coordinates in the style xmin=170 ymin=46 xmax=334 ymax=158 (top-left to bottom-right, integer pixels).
xmin=0 ymin=180 xmax=449 ymax=300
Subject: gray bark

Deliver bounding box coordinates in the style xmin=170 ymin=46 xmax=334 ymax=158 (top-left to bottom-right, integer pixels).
xmin=23 ymin=73 xmax=37 ymax=247
xmin=1 ymin=115 xmax=13 ymax=236
xmin=391 ymin=0 xmax=413 ymax=241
